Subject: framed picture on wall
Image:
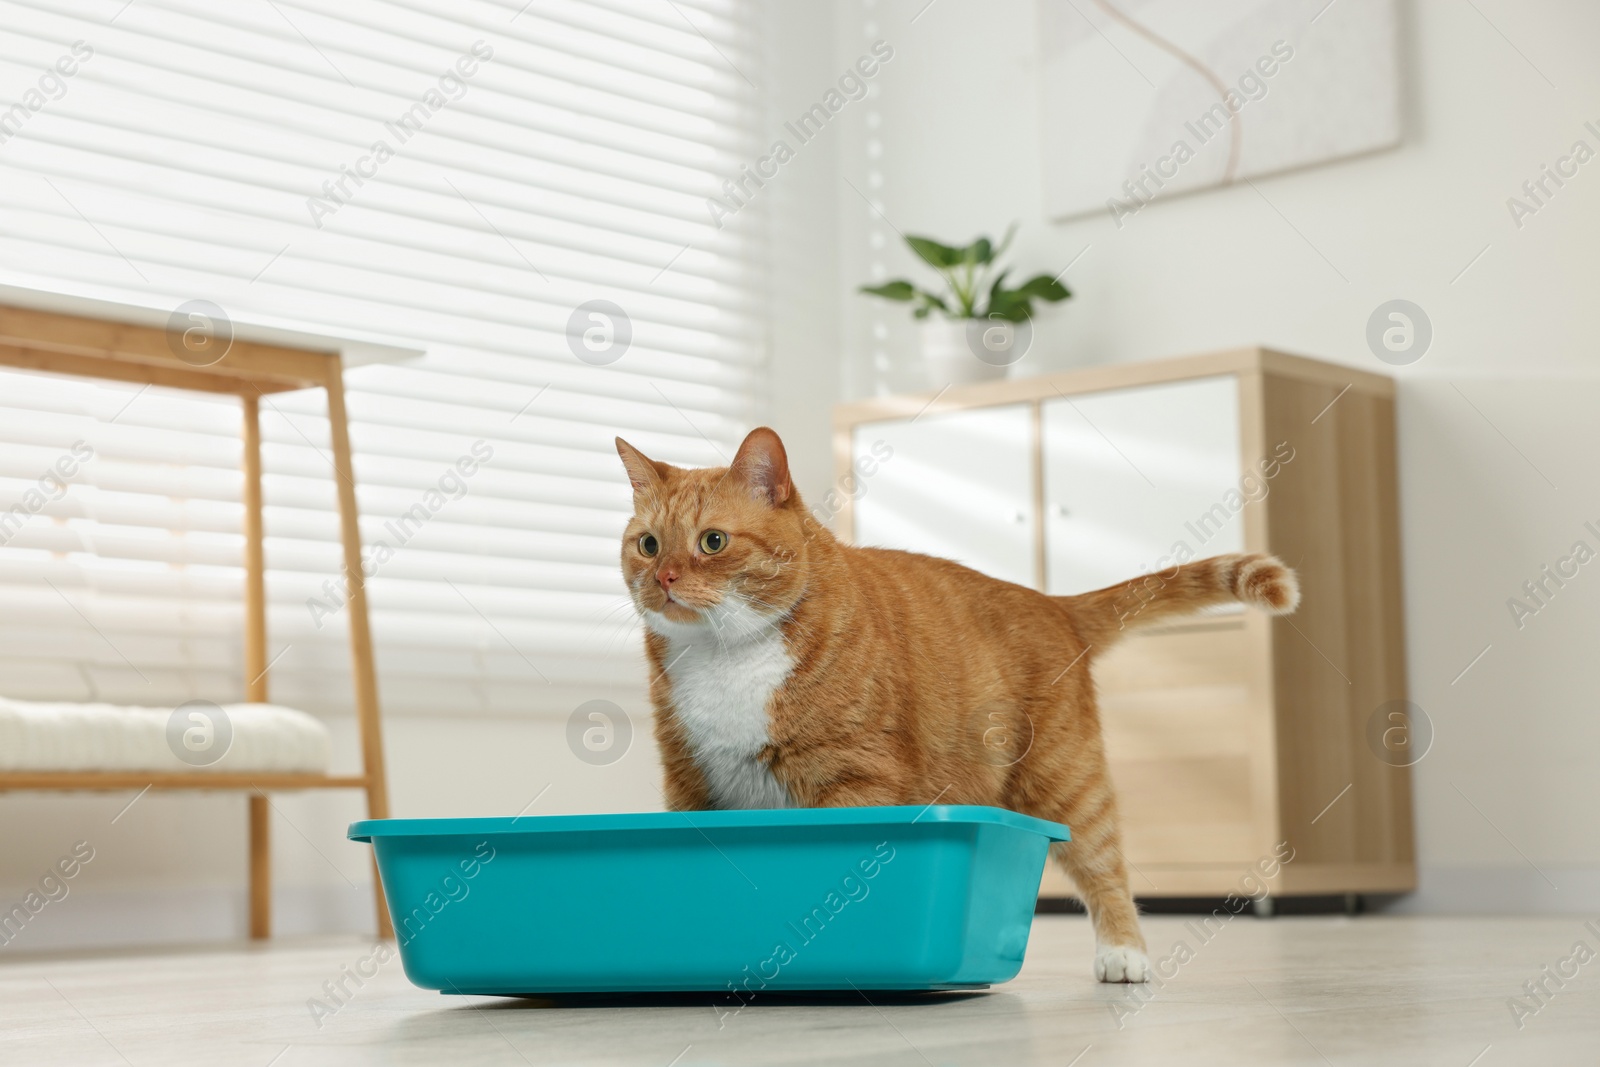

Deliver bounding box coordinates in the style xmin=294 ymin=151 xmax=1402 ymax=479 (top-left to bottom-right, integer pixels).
xmin=1039 ymin=0 xmax=1402 ymax=224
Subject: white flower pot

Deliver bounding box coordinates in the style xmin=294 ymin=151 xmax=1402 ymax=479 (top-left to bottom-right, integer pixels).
xmin=917 ymin=317 xmax=1021 ymax=387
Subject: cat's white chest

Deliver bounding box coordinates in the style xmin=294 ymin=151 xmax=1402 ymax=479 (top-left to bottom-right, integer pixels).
xmin=656 ymin=617 xmax=795 ymax=810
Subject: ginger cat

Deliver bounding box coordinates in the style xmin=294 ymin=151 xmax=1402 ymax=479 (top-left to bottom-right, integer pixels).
xmin=616 ymin=427 xmax=1299 ymax=983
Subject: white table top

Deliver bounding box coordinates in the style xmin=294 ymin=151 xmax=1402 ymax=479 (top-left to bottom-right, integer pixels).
xmin=0 ymin=280 xmax=426 ymax=369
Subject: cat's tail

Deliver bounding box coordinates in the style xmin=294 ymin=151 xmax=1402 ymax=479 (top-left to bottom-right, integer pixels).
xmin=1059 ymin=553 xmax=1300 ymax=653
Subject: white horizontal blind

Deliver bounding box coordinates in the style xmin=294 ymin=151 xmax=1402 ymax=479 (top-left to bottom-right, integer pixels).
xmin=0 ymin=0 xmax=766 ymax=716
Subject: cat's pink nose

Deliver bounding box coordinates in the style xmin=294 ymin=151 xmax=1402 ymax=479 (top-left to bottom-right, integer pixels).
xmin=658 ymin=567 xmax=679 ymax=591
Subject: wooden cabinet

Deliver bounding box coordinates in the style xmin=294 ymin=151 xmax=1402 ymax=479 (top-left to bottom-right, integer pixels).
xmin=833 ymin=348 xmax=1416 ymax=901
xmin=853 ymin=405 xmax=1037 ymax=589
xmin=1042 ymin=375 xmax=1244 ymax=595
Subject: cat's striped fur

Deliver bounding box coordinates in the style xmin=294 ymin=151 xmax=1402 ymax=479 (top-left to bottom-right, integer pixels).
xmin=617 ymin=428 xmax=1299 ymax=983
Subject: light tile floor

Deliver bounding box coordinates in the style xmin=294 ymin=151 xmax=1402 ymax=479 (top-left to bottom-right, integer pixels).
xmin=2 ymin=915 xmax=1595 ymax=1065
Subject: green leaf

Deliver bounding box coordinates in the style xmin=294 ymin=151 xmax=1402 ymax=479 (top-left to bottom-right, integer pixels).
xmin=991 ymin=222 xmax=1018 ymax=262
xmin=1013 ymin=273 xmax=1072 ymax=302
xmin=905 ymin=235 xmax=963 ymax=269
xmin=858 ymin=280 xmax=917 ymax=301
xmin=985 ymin=290 xmax=1032 ymax=322
xmin=858 ymin=228 xmax=1076 ymax=324
xmin=986 ymin=269 xmax=1012 ymax=306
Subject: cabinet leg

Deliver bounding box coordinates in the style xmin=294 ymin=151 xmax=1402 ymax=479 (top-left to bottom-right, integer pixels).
xmin=1251 ymin=895 xmax=1276 ymax=918
xmin=1343 ymin=892 xmax=1364 ymax=916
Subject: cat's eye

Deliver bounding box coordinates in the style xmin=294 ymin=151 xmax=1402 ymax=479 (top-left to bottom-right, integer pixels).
xmin=698 ymin=530 xmax=728 ymax=554
xmin=638 ymin=533 xmax=660 ymax=557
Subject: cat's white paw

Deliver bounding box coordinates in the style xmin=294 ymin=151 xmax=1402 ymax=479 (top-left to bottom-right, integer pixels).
xmin=1095 ymin=944 xmax=1151 ymax=983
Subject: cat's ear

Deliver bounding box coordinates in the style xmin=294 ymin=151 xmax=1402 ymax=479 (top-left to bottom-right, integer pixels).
xmin=729 ymin=427 xmax=793 ymax=506
xmin=615 ymin=437 xmax=667 ymax=497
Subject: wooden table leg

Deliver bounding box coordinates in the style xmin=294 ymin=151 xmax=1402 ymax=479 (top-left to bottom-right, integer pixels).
xmin=243 ymin=396 xmax=273 ymax=942
xmin=323 ymin=363 xmax=394 ymax=940
xmin=370 ymin=852 xmax=393 ymax=940
xmin=249 ymin=794 xmax=270 ymax=939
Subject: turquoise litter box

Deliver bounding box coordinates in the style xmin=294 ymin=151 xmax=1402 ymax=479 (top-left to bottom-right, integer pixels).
xmin=349 ymin=805 xmax=1069 ymax=996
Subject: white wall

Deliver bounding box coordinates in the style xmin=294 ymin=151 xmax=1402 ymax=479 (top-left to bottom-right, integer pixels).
xmin=812 ymin=0 xmax=1600 ymax=911
xmin=762 ymin=0 xmax=845 ymax=504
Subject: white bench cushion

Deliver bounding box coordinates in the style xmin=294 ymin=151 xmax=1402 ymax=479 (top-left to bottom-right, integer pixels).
xmin=0 ymin=698 xmax=330 ymax=773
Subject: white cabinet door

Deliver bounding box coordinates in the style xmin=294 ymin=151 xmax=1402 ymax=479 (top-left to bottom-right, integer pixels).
xmin=851 ymin=405 xmax=1036 ymax=589
xmin=1043 ymin=376 xmax=1243 ymax=596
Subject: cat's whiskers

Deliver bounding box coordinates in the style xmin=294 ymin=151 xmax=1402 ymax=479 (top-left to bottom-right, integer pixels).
xmin=668 ymin=591 xmax=782 ymax=655
xmin=719 ymin=594 xmax=797 ymax=648
xmin=596 ymin=595 xmax=641 ymax=627
xmin=730 ymin=585 xmax=798 ymax=620
xmin=717 ymin=605 xmax=766 ymax=644
xmin=704 ymin=606 xmax=734 ymax=656
xmin=605 ymin=616 xmax=642 ymax=655
xmin=595 ymin=594 xmax=647 ymax=654
xmin=732 ymin=591 xmax=790 ymax=617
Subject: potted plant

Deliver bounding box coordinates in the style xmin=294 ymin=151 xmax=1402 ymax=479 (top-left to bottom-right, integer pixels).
xmin=859 ymin=225 xmax=1072 ymax=385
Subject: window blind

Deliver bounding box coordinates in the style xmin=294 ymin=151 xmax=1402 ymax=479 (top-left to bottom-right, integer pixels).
xmin=0 ymin=0 xmax=767 ymax=716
